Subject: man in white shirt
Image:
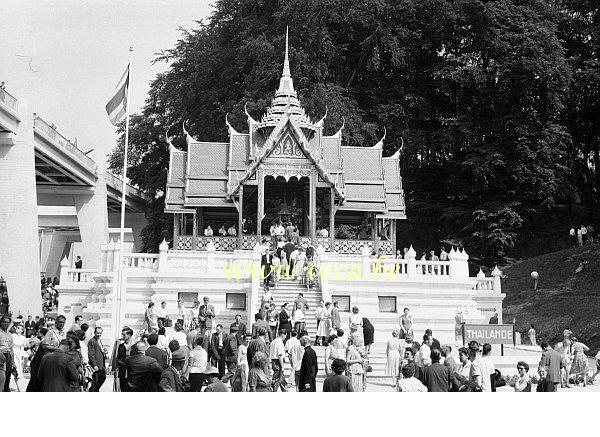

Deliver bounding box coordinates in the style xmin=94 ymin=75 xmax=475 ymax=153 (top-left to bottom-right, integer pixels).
xmin=439 ymin=247 xmax=448 ymax=261
xmin=285 ymin=330 xmax=304 ymax=390
xmin=416 ymin=334 xmax=433 ymax=369
xmin=275 ymin=222 xmax=285 ymax=239
xmin=204 ymin=226 xmax=214 ymax=237
xmin=155 ymin=301 xmax=167 ymax=328
xmin=269 ymin=329 xmax=288 ymax=392
xmin=481 ymin=343 xmax=496 ymax=391
xmin=227 ymin=225 xmax=236 ymax=236
xmin=188 ymin=301 xmax=200 ymax=330
xmin=468 ymin=341 xmax=491 ymax=392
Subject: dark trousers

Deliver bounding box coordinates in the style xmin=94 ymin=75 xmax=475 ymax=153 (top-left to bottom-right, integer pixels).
xmin=90 ymin=368 xmax=106 ymax=392
xmin=294 ymin=322 xmax=305 ymax=335
xmin=222 ymin=361 xmax=237 ymax=384
xmin=271 ymin=359 xmax=288 ymax=392
xmin=211 ymin=353 xmax=226 ymax=378
xmin=189 ymin=373 xmax=206 ymax=391
xmin=2 ymin=352 xmax=12 ymax=392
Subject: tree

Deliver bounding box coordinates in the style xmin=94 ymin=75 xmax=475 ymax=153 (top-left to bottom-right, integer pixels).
xmin=108 ymin=0 xmax=577 ymax=264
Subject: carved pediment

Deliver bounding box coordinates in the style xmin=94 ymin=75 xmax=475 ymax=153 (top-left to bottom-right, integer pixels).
xmin=268 ymin=129 xmax=306 ymax=160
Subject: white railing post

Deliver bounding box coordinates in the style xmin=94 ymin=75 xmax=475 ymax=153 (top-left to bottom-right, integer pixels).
xmin=360 ymin=245 xmax=371 ymax=277
xmin=107 ymin=239 xmax=116 ymax=271
xmin=405 ymin=245 xmax=416 ymax=278
xmin=492 ymin=265 xmax=502 ymax=293
xmin=59 ymin=256 xmax=70 ymax=283
xmin=206 ymin=241 xmax=216 ymax=275
xmin=100 ymin=242 xmax=108 ymax=272
xmin=158 ymin=238 xmax=169 ymax=273
xmin=459 ymin=248 xmax=470 ymax=279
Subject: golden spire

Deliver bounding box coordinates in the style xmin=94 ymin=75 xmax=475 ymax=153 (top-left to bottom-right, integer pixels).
xmin=277 ymin=26 xmax=296 ymax=96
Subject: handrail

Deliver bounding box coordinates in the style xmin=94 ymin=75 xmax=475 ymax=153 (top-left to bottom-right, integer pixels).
xmin=0 ymin=88 xmax=18 ymax=112
xmin=33 ymin=116 xmax=96 ymax=170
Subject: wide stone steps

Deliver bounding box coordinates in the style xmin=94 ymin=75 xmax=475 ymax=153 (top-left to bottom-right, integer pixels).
xmin=266 ymin=279 xmax=322 ymax=337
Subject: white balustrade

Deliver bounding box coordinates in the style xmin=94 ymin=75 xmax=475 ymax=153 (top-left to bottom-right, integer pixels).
xmin=414 ymin=260 xmax=451 ymax=276
xmin=65 ymin=269 xmax=97 ymax=283
xmin=167 ymin=252 xmax=208 ymax=270
xmin=475 ymin=277 xmax=495 ymax=291
xmin=122 ymin=253 xmax=159 ymax=270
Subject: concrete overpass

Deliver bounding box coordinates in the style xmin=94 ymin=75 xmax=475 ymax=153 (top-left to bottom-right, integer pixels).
xmin=1 ymin=86 xmax=149 ymax=316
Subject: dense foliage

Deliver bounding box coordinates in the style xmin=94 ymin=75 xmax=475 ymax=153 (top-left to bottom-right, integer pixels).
xmin=108 ymin=0 xmax=600 ymax=264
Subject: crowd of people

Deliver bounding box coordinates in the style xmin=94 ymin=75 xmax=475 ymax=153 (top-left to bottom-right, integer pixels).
xmin=2 ymin=293 xmax=598 ymax=392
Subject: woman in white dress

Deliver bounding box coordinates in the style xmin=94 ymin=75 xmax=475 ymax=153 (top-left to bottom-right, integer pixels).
xmin=294 ymin=249 xmax=306 ymax=282
xmin=348 ymin=306 xmax=363 ymax=335
xmin=385 ymin=330 xmax=402 ymax=386
xmin=316 ymin=302 xmax=332 ymax=345
xmin=323 ymin=334 xmax=338 ymax=377
xmin=11 ymin=325 xmax=27 ymax=391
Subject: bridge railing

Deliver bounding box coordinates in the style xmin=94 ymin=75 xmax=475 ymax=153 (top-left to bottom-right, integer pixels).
xmin=0 ymin=87 xmax=18 ymax=113
xmin=104 ymin=171 xmax=147 ymax=200
xmin=34 ymin=116 xmax=96 ymax=170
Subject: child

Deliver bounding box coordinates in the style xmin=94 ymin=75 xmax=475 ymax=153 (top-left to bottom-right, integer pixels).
xmin=591 ymin=350 xmax=600 ymax=383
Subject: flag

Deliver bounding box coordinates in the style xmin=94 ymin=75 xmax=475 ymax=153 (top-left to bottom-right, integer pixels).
xmin=105 ymin=64 xmax=129 ymax=125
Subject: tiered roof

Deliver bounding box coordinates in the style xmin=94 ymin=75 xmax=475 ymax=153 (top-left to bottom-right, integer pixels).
xmin=166 ymin=29 xmax=406 ymax=220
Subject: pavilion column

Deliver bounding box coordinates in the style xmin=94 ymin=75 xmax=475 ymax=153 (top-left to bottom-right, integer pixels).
xmin=371 ymin=213 xmax=379 ymax=254
xmin=173 ymin=214 xmax=178 ymax=246
xmin=329 ymin=187 xmax=335 ymax=251
xmin=198 ymin=207 xmax=204 ymax=237
xmin=237 ymin=185 xmax=244 ymax=249
xmin=391 ymin=219 xmax=397 ymax=254
xmin=257 ymin=170 xmax=264 ymax=241
xmin=192 ymin=209 xmax=198 ymax=249
xmin=309 ymin=173 xmax=317 ymax=244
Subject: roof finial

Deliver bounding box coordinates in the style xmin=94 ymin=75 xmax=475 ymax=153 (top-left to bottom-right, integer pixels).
xmin=283 ymin=26 xmax=291 ymax=78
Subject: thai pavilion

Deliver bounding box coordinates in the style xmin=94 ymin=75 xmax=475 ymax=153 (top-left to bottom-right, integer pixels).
xmin=165 ymin=32 xmax=406 ymax=255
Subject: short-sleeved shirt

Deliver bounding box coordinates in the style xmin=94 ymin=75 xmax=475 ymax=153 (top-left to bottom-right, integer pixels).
xmin=470 ymin=357 xmax=491 ymax=392
xmin=269 ymin=337 xmax=285 ymax=361
xmin=0 ymin=329 xmax=13 ymax=353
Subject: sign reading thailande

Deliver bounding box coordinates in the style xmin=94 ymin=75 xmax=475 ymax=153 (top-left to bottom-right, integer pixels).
xmin=462 ymin=324 xmax=515 ymax=346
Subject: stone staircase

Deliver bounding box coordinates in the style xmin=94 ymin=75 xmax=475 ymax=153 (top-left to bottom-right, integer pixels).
xmin=268 ymin=279 xmax=322 ymax=337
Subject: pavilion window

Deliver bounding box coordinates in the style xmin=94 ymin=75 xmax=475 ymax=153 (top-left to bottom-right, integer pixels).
xmin=331 ymin=295 xmax=351 ymax=312
xmin=226 ymin=293 xmax=246 ymax=310
xmin=378 ymin=296 xmax=397 ymax=313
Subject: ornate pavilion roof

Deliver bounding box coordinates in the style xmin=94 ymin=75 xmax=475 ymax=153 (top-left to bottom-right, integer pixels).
xmin=166 ymin=29 xmax=406 ymax=220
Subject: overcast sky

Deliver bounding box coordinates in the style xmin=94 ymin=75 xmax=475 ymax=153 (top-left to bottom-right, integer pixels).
xmin=0 ymin=0 xmax=211 ymax=165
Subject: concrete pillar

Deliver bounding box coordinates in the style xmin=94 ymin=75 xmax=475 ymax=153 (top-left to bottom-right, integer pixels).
xmin=40 ymin=230 xmax=71 ymax=279
xmin=0 ymin=98 xmax=42 ymax=316
xmin=74 ymin=168 xmax=109 ymax=270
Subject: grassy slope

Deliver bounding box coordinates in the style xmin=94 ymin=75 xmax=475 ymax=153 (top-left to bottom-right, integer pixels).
xmin=502 ymin=243 xmax=600 ymax=355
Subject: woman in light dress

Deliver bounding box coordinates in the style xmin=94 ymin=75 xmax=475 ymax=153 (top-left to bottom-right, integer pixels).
xmin=324 ymin=334 xmax=339 ymax=377
xmin=316 ymin=302 xmax=332 ymax=345
xmin=11 ymin=325 xmax=27 ymax=391
xmin=385 ymin=330 xmax=402 ymax=386
xmin=454 ymin=310 xmax=464 ymax=344
xmin=555 ymin=337 xmax=572 ymax=388
xmin=397 ymin=363 xmax=427 ymax=392
xmin=294 ymin=249 xmax=306 ymax=282
xmin=569 ymin=336 xmax=590 ymax=386
xmin=528 ymin=324 xmax=537 ymax=346
xmin=346 ymin=335 xmax=366 ymax=392
xmin=348 ymin=306 xmax=363 ymax=335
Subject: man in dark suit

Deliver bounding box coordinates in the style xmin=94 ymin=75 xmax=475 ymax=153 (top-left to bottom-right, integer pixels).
xmin=209 ymin=324 xmax=228 ymax=377
xmin=159 ymin=350 xmax=186 ymax=392
xmin=222 ymin=326 xmax=239 ymax=384
xmin=124 ymin=341 xmax=163 ymax=392
xmin=24 ymin=316 xmax=36 ymax=338
xmin=539 ymin=342 xmax=562 ymax=391
xmin=87 ymin=327 xmax=107 ymax=392
xmin=421 ymin=349 xmax=459 ymax=392
xmin=299 ymin=336 xmax=318 ymax=392
xmin=283 ymin=240 xmax=296 ymax=275
xmin=442 ymin=345 xmax=459 ymax=372
xmin=37 ymin=339 xmax=79 ymax=392
xmin=146 ymin=332 xmax=168 ymax=370
xmin=261 ymin=247 xmax=272 ymax=286
xmin=247 ymin=328 xmax=268 ymax=368
xmin=425 ymin=329 xmax=441 ymax=350
xmin=230 ymin=314 xmax=247 ymax=344
xmin=252 ymin=313 xmax=271 ymax=341
xmin=198 ymin=296 xmax=215 ymax=336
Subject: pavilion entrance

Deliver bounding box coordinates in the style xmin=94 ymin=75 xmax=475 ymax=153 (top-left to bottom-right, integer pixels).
xmin=262 ymin=175 xmax=309 ymax=236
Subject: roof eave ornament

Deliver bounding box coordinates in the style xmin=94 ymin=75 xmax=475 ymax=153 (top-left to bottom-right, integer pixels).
xmin=225 ymin=113 xmax=240 ymax=135
xmin=373 ymin=127 xmax=386 ymax=149
xmin=244 ymin=102 xmax=258 ymax=125
xmin=182 ymin=121 xmax=195 ymax=144
xmin=389 ymin=136 xmax=403 ymax=159
xmin=332 ymin=117 xmax=345 ymax=138
xmin=315 ymin=105 xmax=328 ymax=128
xmin=165 ymin=125 xmax=177 ymax=152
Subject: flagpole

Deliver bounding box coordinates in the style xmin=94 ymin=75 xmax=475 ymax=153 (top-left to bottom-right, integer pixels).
xmin=115 ymin=46 xmax=133 ymax=343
